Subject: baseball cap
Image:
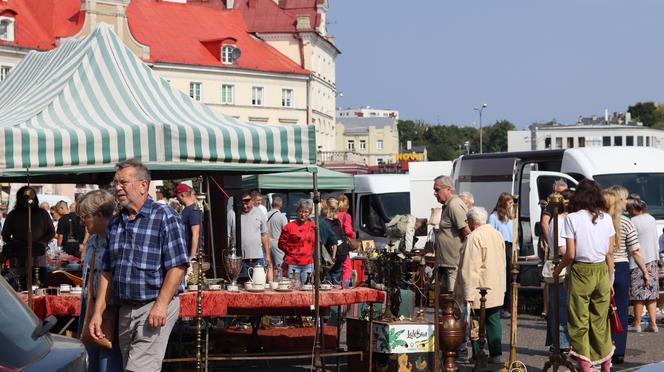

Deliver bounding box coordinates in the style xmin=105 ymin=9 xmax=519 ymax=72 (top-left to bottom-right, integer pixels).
xmin=175 ymin=184 xmax=192 ymax=193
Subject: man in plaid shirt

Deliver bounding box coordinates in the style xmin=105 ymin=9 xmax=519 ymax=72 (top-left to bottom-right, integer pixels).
xmin=89 ymin=159 xmax=189 ymax=371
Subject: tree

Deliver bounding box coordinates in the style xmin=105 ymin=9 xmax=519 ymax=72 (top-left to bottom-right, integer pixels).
xmin=397 ymin=120 xmax=427 ymax=149
xmin=628 ymin=102 xmax=658 ymax=127
xmin=482 ymin=120 xmax=515 ymax=153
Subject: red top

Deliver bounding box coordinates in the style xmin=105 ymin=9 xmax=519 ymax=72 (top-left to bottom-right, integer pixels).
xmin=278 ymin=220 xmax=316 ymax=266
xmin=337 ymin=211 xmax=356 ymax=239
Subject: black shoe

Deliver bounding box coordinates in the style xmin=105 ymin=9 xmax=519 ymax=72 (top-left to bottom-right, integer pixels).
xmin=612 ymin=356 xmax=624 ymax=365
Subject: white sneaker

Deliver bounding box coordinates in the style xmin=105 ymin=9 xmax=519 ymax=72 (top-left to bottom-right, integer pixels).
xmin=644 ymin=324 xmax=659 ymax=333
xmin=629 ymin=325 xmax=642 ymax=333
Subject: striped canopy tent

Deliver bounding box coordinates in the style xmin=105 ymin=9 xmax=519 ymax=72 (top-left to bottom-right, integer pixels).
xmin=242 ymin=166 xmax=353 ymax=191
xmin=0 ymin=24 xmax=316 ymax=183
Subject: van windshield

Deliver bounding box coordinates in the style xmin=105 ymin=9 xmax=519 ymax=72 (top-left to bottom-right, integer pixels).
xmin=594 ymin=173 xmax=664 ymax=219
xmin=360 ymin=192 xmax=410 ymax=236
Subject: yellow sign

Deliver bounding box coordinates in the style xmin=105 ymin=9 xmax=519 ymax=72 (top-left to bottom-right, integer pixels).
xmin=397 ymin=152 xmax=425 ymax=161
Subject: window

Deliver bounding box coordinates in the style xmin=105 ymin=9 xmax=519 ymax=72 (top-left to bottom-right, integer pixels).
xmin=602 ymin=136 xmax=611 ymax=146
xmin=555 ymin=137 xmax=563 ymax=149
xmin=0 ymin=65 xmax=10 ymax=81
xmin=281 ymin=89 xmax=293 ymax=107
xmin=578 ymin=137 xmax=586 ymax=147
xmin=221 ymin=45 xmax=236 ymax=64
xmin=647 ymin=137 xmax=651 ymax=146
xmin=567 ymin=137 xmax=574 ymax=148
xmin=189 ymin=82 xmax=202 ymax=101
xmin=544 ymin=137 xmax=551 ymax=149
xmin=637 ymin=136 xmax=644 ymax=146
xmin=221 ymin=84 xmax=234 ymax=104
xmin=251 ymin=87 xmax=263 ymax=106
xmin=614 ymin=136 xmax=622 ymax=146
xmin=347 ymin=140 xmax=355 ymax=151
xmin=359 ymin=140 xmax=366 ymax=150
xmin=376 ymin=140 xmax=384 ymax=150
xmin=0 ymin=17 xmax=15 ymax=42
xmin=626 ymin=136 xmax=634 ymax=146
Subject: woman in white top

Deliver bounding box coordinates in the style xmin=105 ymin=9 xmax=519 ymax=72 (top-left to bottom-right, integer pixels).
xmin=626 ymin=194 xmax=660 ymax=333
xmin=553 ymin=180 xmax=615 ymax=372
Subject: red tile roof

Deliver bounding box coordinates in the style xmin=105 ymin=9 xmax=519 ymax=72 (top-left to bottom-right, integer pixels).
xmin=0 ymin=0 xmax=82 ymax=50
xmin=127 ymin=0 xmax=309 ymax=74
xmin=0 ymin=0 xmax=308 ymax=74
xmin=233 ymin=0 xmax=320 ymax=33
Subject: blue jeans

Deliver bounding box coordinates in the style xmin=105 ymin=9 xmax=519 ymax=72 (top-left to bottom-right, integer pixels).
xmin=78 ymin=297 xmax=123 ymax=371
xmin=286 ymin=263 xmax=313 ymax=284
xmin=612 ymin=262 xmax=630 ymax=357
xmin=545 ymin=282 xmax=570 ymax=350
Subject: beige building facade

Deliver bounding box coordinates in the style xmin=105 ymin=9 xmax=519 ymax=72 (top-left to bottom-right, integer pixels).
xmin=335 ymin=116 xmax=400 ymax=166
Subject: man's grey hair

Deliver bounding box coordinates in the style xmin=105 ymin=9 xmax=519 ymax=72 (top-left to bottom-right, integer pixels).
xmin=271 ymin=194 xmax=283 ymax=208
xmin=116 ymin=159 xmax=151 ymax=182
xmin=434 ymin=175 xmax=454 ymax=191
xmin=552 ymin=179 xmax=567 ymax=191
xmin=467 ymin=206 xmax=488 ymax=225
xmin=459 ymin=192 xmax=474 ymax=205
xmin=297 ymin=199 xmax=314 ymax=213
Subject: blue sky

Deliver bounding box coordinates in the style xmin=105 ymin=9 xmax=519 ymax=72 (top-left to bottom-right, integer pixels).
xmin=328 ymin=1 xmax=664 ymax=129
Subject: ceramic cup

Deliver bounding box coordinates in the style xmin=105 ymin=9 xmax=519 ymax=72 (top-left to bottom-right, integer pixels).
xmin=302 ymin=284 xmax=313 ymax=291
xmin=245 ymin=282 xmax=254 ymax=290
xmin=270 ymin=282 xmax=279 ymax=290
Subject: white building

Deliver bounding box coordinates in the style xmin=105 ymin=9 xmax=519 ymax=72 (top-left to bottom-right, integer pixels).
xmin=509 ymin=123 xmax=664 ymax=152
xmin=337 ymin=106 xmax=399 ymax=120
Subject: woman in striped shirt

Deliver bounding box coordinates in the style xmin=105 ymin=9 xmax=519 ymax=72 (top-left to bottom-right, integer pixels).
xmin=604 ymin=187 xmax=649 ymax=365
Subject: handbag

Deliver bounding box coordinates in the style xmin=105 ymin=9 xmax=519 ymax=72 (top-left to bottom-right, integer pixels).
xmin=609 ymin=294 xmax=623 ymax=334
xmin=79 ymin=242 xmax=118 ymax=349
xmin=541 ymin=260 xmax=566 ymax=284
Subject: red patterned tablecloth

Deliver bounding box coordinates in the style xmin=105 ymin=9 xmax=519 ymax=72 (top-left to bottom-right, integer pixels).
xmin=23 ymin=288 xmax=384 ymax=319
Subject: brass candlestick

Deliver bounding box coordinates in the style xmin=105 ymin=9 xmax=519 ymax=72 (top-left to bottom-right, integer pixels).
xmin=500 ymin=195 xmax=527 ymax=372
xmin=543 ymin=193 xmax=576 ymax=372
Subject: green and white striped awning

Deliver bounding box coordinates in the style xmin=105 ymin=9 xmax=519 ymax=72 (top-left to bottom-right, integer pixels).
xmin=0 ymin=24 xmax=316 ymax=178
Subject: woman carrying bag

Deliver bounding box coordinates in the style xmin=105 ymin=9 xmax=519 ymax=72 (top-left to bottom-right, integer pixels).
xmin=77 ymin=190 xmax=122 ymax=371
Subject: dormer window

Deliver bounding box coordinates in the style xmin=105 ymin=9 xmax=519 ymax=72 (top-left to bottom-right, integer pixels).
xmin=222 ymin=45 xmax=238 ymax=65
xmin=0 ymin=17 xmax=15 ymax=42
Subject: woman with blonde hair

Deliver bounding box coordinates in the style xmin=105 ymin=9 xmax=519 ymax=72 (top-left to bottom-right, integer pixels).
xmin=76 ymin=190 xmax=122 ymax=371
xmin=604 ymin=187 xmax=649 ymax=365
xmin=324 ymin=197 xmax=350 ymax=285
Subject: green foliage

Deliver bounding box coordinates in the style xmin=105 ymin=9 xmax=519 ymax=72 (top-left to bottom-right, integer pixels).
xmin=397 ymin=119 xmax=515 ymax=160
xmin=628 ymin=102 xmax=658 ymax=127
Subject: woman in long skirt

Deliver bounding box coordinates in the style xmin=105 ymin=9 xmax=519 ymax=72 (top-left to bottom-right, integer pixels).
xmin=553 ymin=180 xmax=615 ymax=372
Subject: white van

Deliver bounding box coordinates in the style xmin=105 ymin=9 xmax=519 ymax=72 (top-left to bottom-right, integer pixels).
xmin=452 ymin=147 xmax=664 ymax=257
xmin=353 ymin=174 xmax=411 ymax=246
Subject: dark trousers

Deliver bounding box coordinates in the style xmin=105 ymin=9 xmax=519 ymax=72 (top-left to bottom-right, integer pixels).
xmin=612 ymin=262 xmax=630 ymax=358
xmin=472 ymin=306 xmax=502 ymax=357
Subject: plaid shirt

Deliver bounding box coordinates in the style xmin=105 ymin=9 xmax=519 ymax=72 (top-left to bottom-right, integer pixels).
xmin=102 ymin=196 xmax=189 ymax=302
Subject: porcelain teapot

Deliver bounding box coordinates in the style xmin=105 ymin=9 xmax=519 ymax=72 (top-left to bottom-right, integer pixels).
xmin=248 ymin=264 xmax=266 ymax=285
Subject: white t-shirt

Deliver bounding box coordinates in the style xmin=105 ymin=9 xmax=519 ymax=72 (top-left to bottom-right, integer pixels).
xmin=547 ymin=214 xmax=567 ymax=257
xmin=631 ymin=213 xmax=659 ymax=265
xmin=561 ymin=210 xmax=615 ymax=263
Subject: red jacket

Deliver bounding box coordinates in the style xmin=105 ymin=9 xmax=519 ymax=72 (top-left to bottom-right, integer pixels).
xmin=278 ymin=220 xmax=316 ymax=265
xmin=337 ymin=211 xmax=356 ymax=239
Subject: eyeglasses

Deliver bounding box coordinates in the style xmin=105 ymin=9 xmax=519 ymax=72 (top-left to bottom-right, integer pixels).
xmin=112 ymin=179 xmax=143 ymax=188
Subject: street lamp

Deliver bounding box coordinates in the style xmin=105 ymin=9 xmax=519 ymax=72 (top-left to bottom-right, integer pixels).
xmin=474 ymin=103 xmax=487 ymax=153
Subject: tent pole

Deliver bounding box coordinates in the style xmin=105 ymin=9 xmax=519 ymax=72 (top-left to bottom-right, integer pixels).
xmin=204 ymin=177 xmax=217 ymax=278
xmin=312 ymin=170 xmax=323 ymax=371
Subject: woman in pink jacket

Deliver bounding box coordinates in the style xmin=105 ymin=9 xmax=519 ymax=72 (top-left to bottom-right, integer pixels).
xmin=337 ymin=194 xmax=355 ymax=288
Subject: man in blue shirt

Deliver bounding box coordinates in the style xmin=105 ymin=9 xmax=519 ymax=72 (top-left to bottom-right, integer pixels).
xmin=175 ymin=183 xmax=203 ymax=261
xmin=89 ymin=159 xmax=189 ymax=371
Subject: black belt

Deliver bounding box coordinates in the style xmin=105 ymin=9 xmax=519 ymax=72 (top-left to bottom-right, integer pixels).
xmin=118 ymin=298 xmax=154 ymax=307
